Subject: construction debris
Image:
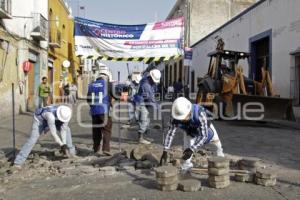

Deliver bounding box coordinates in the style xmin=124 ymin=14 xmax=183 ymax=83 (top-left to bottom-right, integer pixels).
xmin=178 ymin=179 xmax=201 ymax=192
xmin=208 ymin=157 xmax=230 ymax=189
xmin=130 ymin=144 xmax=154 ymax=160
xmin=155 ymin=166 xmax=178 ymax=191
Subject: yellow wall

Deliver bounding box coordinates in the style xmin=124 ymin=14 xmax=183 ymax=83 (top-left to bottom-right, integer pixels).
xmin=48 ymin=0 xmax=79 ymax=102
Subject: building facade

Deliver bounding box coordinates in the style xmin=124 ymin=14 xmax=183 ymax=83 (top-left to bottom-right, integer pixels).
xmin=0 ymin=0 xmax=48 ymax=116
xmin=48 ymin=0 xmax=79 ymax=103
xmin=190 ymin=0 xmax=300 ymax=105
xmin=0 ymin=0 xmax=79 ymax=118
xmin=161 ymin=0 xmax=257 ymax=91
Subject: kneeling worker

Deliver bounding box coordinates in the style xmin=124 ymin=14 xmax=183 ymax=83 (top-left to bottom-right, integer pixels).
xmin=160 ymin=97 xmax=224 ymax=170
xmin=14 ymin=105 xmax=75 ymax=167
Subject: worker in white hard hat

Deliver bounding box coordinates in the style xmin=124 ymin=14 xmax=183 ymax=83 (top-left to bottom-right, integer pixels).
xmin=160 ymin=97 xmax=224 ymax=171
xmin=128 ymin=74 xmax=142 ymax=124
xmin=133 ymin=69 xmax=161 ymax=144
xmin=14 ymin=105 xmax=76 ymax=167
xmin=87 ymin=65 xmax=113 ymax=156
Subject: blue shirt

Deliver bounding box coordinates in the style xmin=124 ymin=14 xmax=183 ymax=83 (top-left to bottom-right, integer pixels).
xmin=134 ymin=76 xmax=157 ymax=105
xmin=164 ymin=104 xmax=214 ymax=152
xmin=87 ymin=78 xmax=110 ymax=115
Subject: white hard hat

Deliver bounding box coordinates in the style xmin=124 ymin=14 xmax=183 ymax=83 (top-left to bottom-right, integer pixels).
xmin=133 ymin=74 xmax=142 ymax=84
xmin=149 ymin=69 xmax=161 ymax=83
xmin=56 ymin=105 xmax=72 ymax=123
xmin=172 ymin=97 xmax=192 ymax=120
xmin=98 ymin=66 xmax=112 ymax=80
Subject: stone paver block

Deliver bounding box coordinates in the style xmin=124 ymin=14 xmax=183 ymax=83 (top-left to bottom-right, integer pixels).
xmin=239 ymin=158 xmax=261 ymax=167
xmin=158 ymin=183 xmax=178 ymax=191
xmin=208 ymin=174 xmax=230 ymax=182
xmin=255 ymin=177 xmax=276 ymax=187
xmin=155 ymin=166 xmax=178 ymax=178
xmin=234 ymin=173 xmax=254 ymax=183
xmin=130 ymin=144 xmax=154 ymax=160
xmin=209 ymin=179 xmax=230 ymax=189
xmin=208 ymin=167 xmax=229 ymax=176
xmin=208 ymin=157 xmax=229 ymax=168
xmin=156 ymin=175 xmax=178 ymax=185
xmin=178 ymin=179 xmax=201 ymax=192
xmin=256 ymin=169 xmax=277 ymax=179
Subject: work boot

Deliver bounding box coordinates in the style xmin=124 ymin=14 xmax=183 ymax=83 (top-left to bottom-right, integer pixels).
xmin=138 ymin=133 xmax=152 ymax=144
xmin=93 ymin=144 xmax=100 ymax=153
xmin=143 ymin=130 xmax=154 ymax=142
xmin=102 ymin=151 xmax=112 ymax=156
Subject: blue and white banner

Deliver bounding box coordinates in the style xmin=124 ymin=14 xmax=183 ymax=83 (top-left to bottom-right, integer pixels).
xmin=74 ymin=17 xmax=184 ymax=61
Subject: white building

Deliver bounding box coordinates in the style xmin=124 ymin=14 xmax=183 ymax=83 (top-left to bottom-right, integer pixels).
xmin=190 ymin=0 xmax=300 ymax=105
xmin=161 ymin=0 xmax=257 ymax=90
xmin=0 ymin=0 xmax=48 ymax=116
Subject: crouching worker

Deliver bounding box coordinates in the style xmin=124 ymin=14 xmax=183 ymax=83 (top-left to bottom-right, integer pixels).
xmin=160 ymin=97 xmax=224 ymax=171
xmin=14 ymin=105 xmax=76 ymax=167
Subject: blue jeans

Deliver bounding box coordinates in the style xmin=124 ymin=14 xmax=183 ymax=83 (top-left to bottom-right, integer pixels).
xmin=136 ymin=105 xmax=150 ymax=134
xmin=14 ymin=119 xmax=76 ymax=165
xmin=128 ymin=102 xmax=137 ymax=121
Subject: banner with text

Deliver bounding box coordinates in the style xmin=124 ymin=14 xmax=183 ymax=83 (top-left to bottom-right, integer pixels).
xmin=74 ymin=17 xmax=184 ymax=62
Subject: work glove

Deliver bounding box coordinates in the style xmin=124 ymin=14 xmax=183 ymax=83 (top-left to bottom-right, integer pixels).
xmin=182 ymin=148 xmax=193 ymax=160
xmin=159 ymin=150 xmax=168 ymax=166
xmin=60 ymin=144 xmax=70 ymax=156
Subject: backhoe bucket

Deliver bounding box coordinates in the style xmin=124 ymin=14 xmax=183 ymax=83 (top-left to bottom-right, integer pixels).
xmin=231 ymin=94 xmax=295 ymax=121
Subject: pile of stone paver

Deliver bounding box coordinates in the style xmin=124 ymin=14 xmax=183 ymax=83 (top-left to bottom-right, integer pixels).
xmin=255 ymin=168 xmax=277 ymax=186
xmin=155 ymin=166 xmax=179 ymax=191
xmin=208 ymin=157 xmax=230 ymax=189
xmin=155 ymin=166 xmax=202 ymax=192
xmin=154 ymin=156 xmax=278 ymax=193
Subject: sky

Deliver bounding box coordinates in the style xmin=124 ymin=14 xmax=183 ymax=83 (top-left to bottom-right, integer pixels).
xmin=68 ymin=0 xmax=177 ymax=81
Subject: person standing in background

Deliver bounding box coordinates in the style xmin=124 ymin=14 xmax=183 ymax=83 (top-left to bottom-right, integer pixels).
xmin=59 ymin=79 xmax=64 ymax=103
xmin=63 ymin=80 xmax=70 ymax=103
xmin=69 ymin=83 xmax=78 ymax=105
xmin=133 ymin=69 xmax=161 ymax=144
xmin=38 ymin=77 xmax=50 ymax=108
xmin=87 ymin=67 xmax=113 ymax=156
xmin=128 ymin=74 xmax=142 ymax=124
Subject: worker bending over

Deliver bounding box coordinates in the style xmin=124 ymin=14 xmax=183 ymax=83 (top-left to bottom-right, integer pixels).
xmin=14 ymin=105 xmax=75 ymax=167
xmin=160 ymin=97 xmax=224 ymax=170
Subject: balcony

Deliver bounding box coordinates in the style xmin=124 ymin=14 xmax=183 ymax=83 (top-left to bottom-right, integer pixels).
xmin=0 ymin=0 xmax=11 ymax=19
xmin=49 ymin=29 xmax=61 ymax=48
xmin=30 ymin=13 xmax=48 ymax=41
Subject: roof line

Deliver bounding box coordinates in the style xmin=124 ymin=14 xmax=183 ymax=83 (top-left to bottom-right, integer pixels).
xmin=166 ymin=0 xmax=184 ymax=20
xmin=191 ymin=0 xmax=267 ymax=48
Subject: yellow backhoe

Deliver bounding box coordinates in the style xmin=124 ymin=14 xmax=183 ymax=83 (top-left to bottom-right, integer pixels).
xmin=196 ymin=50 xmax=295 ymax=121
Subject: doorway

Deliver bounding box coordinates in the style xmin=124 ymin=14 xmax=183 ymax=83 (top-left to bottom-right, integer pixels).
xmin=249 ymin=30 xmax=272 ymax=81
xmin=27 ymin=51 xmax=40 ymax=111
